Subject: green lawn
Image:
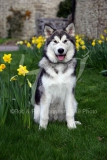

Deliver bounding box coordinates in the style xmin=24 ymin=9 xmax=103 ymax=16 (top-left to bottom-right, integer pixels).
xmin=0 ymin=51 xmax=107 ymax=160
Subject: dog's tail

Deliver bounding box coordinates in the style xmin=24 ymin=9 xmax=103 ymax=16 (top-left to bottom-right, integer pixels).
xmin=67 ymin=0 xmax=76 ymax=24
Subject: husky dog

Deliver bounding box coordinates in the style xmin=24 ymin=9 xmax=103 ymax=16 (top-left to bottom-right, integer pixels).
xmin=34 ymin=23 xmax=81 ymax=129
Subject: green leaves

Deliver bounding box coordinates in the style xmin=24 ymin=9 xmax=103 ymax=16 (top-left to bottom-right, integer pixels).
xmin=76 ymin=36 xmax=107 ymax=71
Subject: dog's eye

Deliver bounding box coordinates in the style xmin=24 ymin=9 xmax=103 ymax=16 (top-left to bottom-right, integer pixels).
xmin=54 ymin=40 xmax=58 ymax=43
xmin=63 ymin=40 xmax=67 ymax=43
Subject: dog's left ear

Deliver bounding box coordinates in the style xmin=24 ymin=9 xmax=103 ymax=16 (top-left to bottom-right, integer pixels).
xmin=44 ymin=24 xmax=55 ymax=39
xmin=65 ymin=23 xmax=75 ymax=37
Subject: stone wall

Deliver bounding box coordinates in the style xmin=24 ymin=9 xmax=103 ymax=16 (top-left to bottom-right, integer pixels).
xmin=0 ymin=0 xmax=63 ymax=39
xmin=0 ymin=0 xmax=107 ymax=39
xmin=75 ymin=0 xmax=107 ymax=38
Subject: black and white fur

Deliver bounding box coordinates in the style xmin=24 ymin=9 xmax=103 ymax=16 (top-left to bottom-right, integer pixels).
xmin=34 ymin=23 xmax=81 ymax=129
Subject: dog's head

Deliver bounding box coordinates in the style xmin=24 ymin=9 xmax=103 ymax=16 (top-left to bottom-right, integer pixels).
xmin=44 ymin=23 xmax=75 ymax=63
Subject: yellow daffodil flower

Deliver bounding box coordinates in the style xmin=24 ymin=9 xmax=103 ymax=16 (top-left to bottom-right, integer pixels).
xmin=17 ymin=65 xmax=29 ymax=76
xmin=16 ymin=41 xmax=23 ymax=45
xmin=32 ymin=39 xmax=36 ymax=44
xmin=98 ymin=40 xmax=102 ymax=44
xmin=19 ymin=41 xmax=23 ymax=45
xmin=37 ymin=43 xmax=42 ymax=49
xmin=0 ymin=64 xmax=6 ymax=69
xmin=0 ymin=64 xmax=6 ymax=72
xmin=0 ymin=65 xmax=3 ymax=72
xmin=80 ymin=40 xmax=85 ymax=45
xmin=3 ymin=54 xmax=12 ymax=63
xmin=76 ymin=43 xmax=80 ymax=50
xmin=92 ymin=41 xmax=96 ymax=46
xmin=81 ymin=45 xmax=86 ymax=50
xmin=104 ymin=30 xmax=107 ymax=33
xmin=100 ymin=34 xmax=105 ymax=40
xmin=24 ymin=40 xmax=28 ymax=44
xmin=76 ymin=38 xmax=81 ymax=43
xmin=75 ymin=35 xmax=79 ymax=39
xmin=27 ymin=42 xmax=31 ymax=48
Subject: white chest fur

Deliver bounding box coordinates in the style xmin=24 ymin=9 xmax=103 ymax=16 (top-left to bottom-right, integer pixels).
xmin=39 ymin=57 xmax=76 ymax=103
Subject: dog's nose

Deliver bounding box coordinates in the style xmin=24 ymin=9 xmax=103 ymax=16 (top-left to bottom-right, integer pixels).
xmin=58 ymin=48 xmax=64 ymax=54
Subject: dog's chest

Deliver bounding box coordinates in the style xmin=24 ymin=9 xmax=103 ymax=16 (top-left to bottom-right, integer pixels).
xmin=42 ymin=64 xmax=75 ymax=94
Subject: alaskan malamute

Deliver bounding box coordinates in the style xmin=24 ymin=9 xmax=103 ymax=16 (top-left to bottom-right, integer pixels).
xmin=34 ymin=23 xmax=81 ymax=129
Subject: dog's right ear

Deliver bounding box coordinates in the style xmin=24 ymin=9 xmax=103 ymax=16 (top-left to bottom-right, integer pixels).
xmin=44 ymin=24 xmax=55 ymax=39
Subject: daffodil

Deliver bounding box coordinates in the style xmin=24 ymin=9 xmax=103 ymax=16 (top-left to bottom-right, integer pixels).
xmin=81 ymin=45 xmax=86 ymax=50
xmin=10 ymin=75 xmax=18 ymax=81
xmin=27 ymin=42 xmax=31 ymax=48
xmin=16 ymin=41 xmax=23 ymax=45
xmin=104 ymin=30 xmax=107 ymax=33
xmin=32 ymin=39 xmax=36 ymax=44
xmin=76 ymin=43 xmax=80 ymax=50
xmin=17 ymin=65 xmax=29 ymax=76
xmin=100 ymin=34 xmax=104 ymax=40
xmin=19 ymin=41 xmax=23 ymax=45
xmin=3 ymin=54 xmax=12 ymax=63
xmin=37 ymin=43 xmax=42 ymax=49
xmin=92 ymin=41 xmax=96 ymax=46
xmin=35 ymin=39 xmax=41 ymax=44
xmin=0 ymin=64 xmax=6 ymax=72
xmin=98 ymin=40 xmax=102 ymax=44
xmin=75 ymin=35 xmax=79 ymax=39
xmin=80 ymin=40 xmax=85 ymax=45
xmin=0 ymin=65 xmax=3 ymax=72
xmin=76 ymin=38 xmax=81 ymax=43
xmin=24 ymin=40 xmax=28 ymax=44
xmin=0 ymin=64 xmax=6 ymax=69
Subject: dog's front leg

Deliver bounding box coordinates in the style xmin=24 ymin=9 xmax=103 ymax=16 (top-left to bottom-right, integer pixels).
xmin=65 ymin=92 xmax=78 ymax=129
xmin=39 ymin=93 xmax=51 ymax=129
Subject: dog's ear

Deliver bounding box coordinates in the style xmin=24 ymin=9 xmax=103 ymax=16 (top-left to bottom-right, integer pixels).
xmin=44 ymin=24 xmax=55 ymax=38
xmin=65 ymin=23 xmax=75 ymax=37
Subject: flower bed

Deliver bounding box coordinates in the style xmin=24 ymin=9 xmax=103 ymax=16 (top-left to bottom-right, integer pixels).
xmin=0 ymin=32 xmax=107 ymax=127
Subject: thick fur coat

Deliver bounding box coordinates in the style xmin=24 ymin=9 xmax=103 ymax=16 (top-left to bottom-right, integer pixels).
xmin=34 ymin=23 xmax=81 ymax=129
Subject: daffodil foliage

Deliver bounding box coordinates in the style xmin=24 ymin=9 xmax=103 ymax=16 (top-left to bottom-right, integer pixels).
xmin=75 ymin=32 xmax=107 ymax=70
xmin=0 ymin=31 xmax=107 ymax=126
xmin=0 ymin=54 xmax=31 ymax=127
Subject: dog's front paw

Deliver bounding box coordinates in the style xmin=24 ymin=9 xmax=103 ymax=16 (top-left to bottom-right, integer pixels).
xmin=67 ymin=121 xmax=77 ymax=129
xmin=67 ymin=121 xmax=81 ymax=129
xmin=39 ymin=118 xmax=48 ymax=130
xmin=75 ymin=121 xmax=81 ymax=125
xmin=39 ymin=125 xmax=47 ymax=130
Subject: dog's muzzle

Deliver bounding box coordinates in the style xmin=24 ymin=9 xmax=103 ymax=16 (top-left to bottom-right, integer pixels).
xmin=56 ymin=48 xmax=66 ymax=61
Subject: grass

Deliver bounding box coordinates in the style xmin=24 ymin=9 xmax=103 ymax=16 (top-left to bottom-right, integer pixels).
xmin=0 ymin=50 xmax=107 ymax=160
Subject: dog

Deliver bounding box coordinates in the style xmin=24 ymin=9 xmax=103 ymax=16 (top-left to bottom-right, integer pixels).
xmin=34 ymin=22 xmax=81 ymax=129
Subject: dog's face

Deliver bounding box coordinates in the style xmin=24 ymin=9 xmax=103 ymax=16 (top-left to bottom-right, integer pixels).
xmin=44 ymin=23 xmax=75 ymax=63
